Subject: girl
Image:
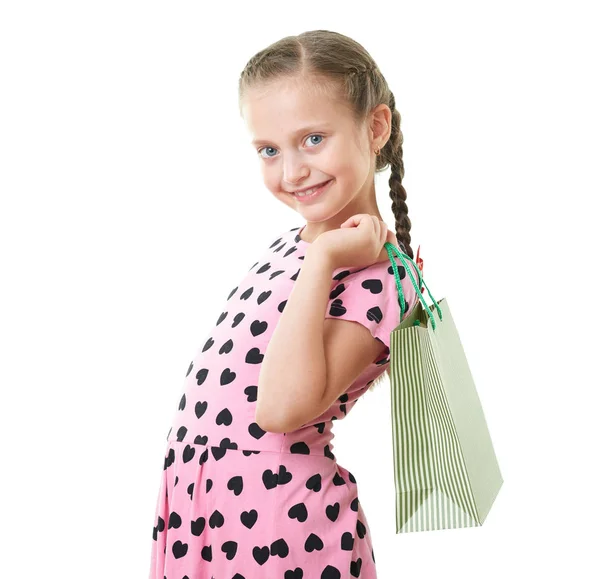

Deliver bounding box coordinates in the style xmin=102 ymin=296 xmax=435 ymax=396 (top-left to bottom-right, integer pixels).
xmin=149 ymin=29 xmax=421 ymax=579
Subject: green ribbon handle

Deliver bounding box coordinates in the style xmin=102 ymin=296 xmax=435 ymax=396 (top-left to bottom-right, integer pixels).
xmin=383 ymin=242 xmax=443 ymax=331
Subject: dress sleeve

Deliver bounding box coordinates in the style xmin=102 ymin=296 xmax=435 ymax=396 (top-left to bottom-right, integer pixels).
xmin=324 ymin=255 xmax=421 ymax=353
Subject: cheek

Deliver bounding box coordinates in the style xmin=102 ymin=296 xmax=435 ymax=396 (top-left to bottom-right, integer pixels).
xmin=321 ymin=149 xmax=345 ymax=174
xmin=269 ymin=180 xmax=285 ymax=198
xmin=262 ymin=170 xmax=291 ymax=202
xmin=271 ymin=190 xmax=295 ymax=210
xmin=336 ymin=156 xmax=367 ymax=188
xmin=323 ymin=149 xmax=354 ymax=180
xmin=260 ymin=167 xmax=278 ymax=192
xmin=328 ymin=164 xmax=354 ymax=191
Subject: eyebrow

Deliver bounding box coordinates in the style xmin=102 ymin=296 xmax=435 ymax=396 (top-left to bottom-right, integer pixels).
xmin=251 ymin=125 xmax=332 ymax=146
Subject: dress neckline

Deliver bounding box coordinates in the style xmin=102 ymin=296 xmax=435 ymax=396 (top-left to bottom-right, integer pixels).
xmin=295 ymin=224 xmax=310 ymax=245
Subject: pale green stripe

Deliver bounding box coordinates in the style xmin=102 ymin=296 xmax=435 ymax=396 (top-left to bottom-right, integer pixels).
xmin=425 ymin=331 xmax=479 ymax=526
xmin=390 ymin=326 xmax=480 ymax=533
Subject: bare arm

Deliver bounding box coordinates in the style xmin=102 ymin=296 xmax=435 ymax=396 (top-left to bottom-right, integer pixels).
xmin=255 ymin=243 xmax=386 ymax=433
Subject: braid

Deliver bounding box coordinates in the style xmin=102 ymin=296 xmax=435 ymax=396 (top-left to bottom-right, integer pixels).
xmin=237 ymin=30 xmax=418 ymax=393
xmin=385 ymin=93 xmax=413 ymax=260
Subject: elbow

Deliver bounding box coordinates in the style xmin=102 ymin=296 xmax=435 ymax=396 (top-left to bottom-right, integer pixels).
xmin=255 ymin=409 xmax=298 ymax=434
xmin=255 ymin=414 xmax=288 ymax=434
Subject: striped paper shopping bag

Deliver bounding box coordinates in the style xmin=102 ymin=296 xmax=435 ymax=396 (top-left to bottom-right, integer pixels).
xmin=383 ymin=241 xmax=503 ymax=534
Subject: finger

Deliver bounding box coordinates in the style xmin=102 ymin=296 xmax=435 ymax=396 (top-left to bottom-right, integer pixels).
xmin=372 ymin=216 xmax=381 ymax=242
xmin=378 ymin=220 xmax=387 ymax=247
xmin=386 ymin=228 xmax=397 ymax=246
xmin=379 ymin=220 xmax=386 ymax=242
xmin=340 ymin=214 xmax=365 ymax=229
xmin=375 ymin=219 xmax=383 ymax=244
xmin=358 ymin=214 xmax=375 ymax=235
xmin=370 ymin=215 xmax=377 ymax=231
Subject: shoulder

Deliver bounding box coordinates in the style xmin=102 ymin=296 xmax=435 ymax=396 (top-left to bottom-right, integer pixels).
xmin=325 ymin=250 xmax=420 ymax=352
xmin=338 ymin=243 xmax=418 ymax=297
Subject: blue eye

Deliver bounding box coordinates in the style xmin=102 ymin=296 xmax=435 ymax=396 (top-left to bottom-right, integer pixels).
xmin=257 ymin=134 xmax=324 ymax=159
xmin=258 ymin=146 xmax=277 ymax=159
xmin=307 ymin=134 xmax=323 ymax=146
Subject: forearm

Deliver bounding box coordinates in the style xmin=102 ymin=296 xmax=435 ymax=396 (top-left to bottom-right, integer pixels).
xmin=255 ymin=244 xmax=335 ymax=432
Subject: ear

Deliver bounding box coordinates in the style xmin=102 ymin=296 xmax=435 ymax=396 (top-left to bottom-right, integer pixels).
xmin=370 ymin=103 xmax=392 ymax=149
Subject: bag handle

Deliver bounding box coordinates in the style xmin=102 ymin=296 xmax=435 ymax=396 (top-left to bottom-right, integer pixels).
xmin=383 ymin=242 xmax=443 ymax=331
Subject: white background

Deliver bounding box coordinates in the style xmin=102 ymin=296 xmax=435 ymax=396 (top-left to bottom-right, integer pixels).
xmin=1 ymin=1 xmax=597 ymax=577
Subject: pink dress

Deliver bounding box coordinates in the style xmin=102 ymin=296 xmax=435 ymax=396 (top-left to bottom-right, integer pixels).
xmin=148 ymin=224 xmax=420 ymax=579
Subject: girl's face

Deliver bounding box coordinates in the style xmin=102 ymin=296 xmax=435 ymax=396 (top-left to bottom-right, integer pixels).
xmin=242 ymin=78 xmax=379 ymax=228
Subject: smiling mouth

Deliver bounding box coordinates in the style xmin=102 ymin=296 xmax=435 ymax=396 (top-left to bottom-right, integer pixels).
xmin=290 ymin=179 xmax=333 ymax=196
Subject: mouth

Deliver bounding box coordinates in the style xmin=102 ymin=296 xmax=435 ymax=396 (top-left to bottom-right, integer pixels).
xmin=289 ymin=179 xmax=334 ymax=201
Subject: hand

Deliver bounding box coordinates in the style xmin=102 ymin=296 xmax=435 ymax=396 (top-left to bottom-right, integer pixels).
xmin=312 ymin=214 xmax=398 ymax=270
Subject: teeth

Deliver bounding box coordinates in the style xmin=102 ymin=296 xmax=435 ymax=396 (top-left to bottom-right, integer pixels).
xmin=295 ymin=187 xmax=318 ymax=197
xmin=294 ymin=181 xmax=328 ymax=196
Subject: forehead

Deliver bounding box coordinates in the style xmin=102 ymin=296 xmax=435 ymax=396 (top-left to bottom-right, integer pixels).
xmin=243 ymin=78 xmax=353 ymax=143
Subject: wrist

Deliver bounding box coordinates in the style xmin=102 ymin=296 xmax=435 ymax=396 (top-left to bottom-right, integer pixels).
xmin=304 ymin=241 xmax=337 ymax=273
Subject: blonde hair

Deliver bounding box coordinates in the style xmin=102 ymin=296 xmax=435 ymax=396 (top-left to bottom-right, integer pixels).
xmin=239 ymin=30 xmax=415 ymax=390
xmin=238 ymin=29 xmax=414 ymax=259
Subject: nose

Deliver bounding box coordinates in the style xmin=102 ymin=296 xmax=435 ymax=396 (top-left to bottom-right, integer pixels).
xmin=282 ymin=153 xmax=309 ymax=186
